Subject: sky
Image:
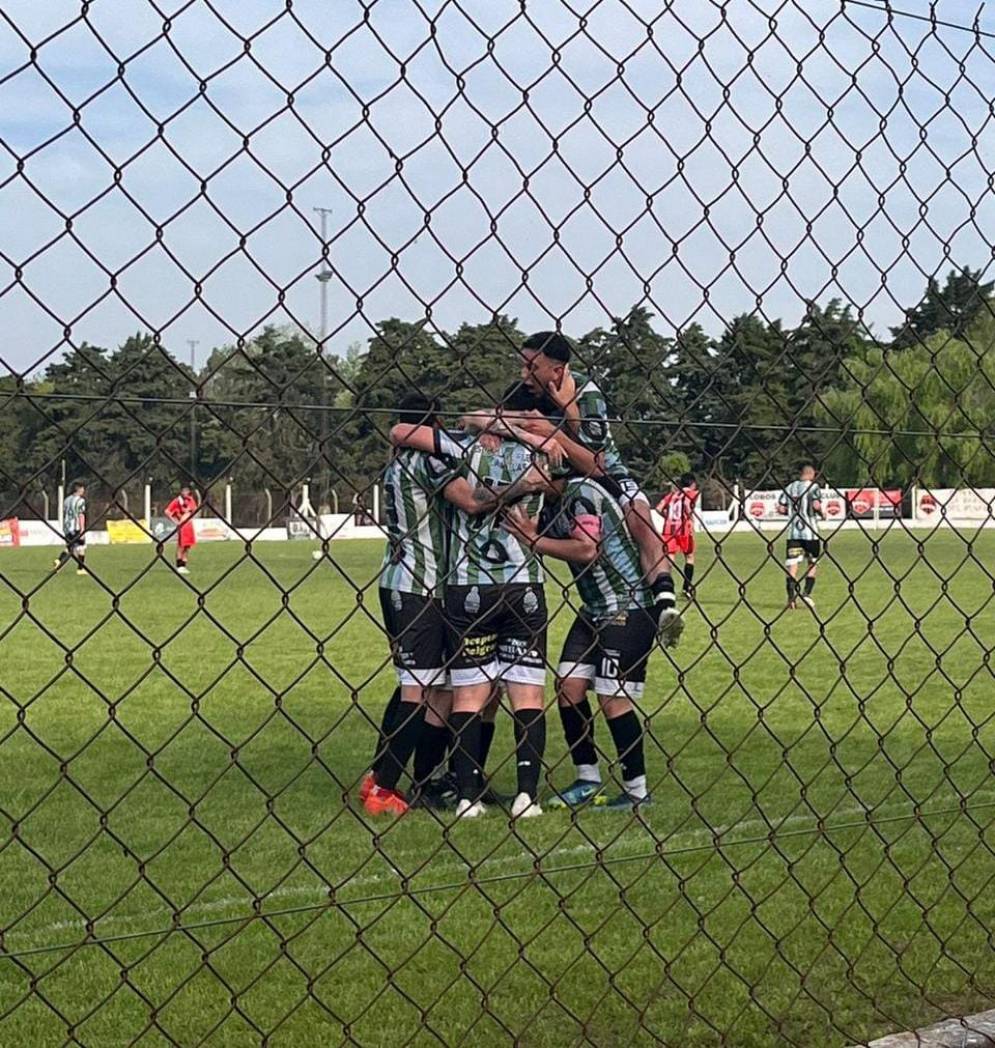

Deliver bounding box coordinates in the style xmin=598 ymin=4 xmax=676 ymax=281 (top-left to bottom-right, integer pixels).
xmin=0 ymin=0 xmax=993 ymax=378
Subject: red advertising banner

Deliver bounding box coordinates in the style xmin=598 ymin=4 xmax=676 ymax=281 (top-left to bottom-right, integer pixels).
xmin=0 ymin=518 xmax=20 ymax=547
xmin=846 ymin=488 xmax=902 ymax=518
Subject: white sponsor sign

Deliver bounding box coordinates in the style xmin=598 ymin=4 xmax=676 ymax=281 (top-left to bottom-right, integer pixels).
xmin=915 ymin=488 xmax=995 ymax=522
xmin=193 ymin=518 xmax=235 ymax=541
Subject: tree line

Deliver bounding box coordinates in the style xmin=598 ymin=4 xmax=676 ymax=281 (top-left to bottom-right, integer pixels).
xmin=2 ymin=268 xmax=993 ymax=520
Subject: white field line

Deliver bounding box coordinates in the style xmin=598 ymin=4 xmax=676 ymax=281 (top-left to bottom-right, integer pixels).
xmin=5 ymin=789 xmax=994 ymax=952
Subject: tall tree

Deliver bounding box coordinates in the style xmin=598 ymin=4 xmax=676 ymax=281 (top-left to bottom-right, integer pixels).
xmin=890 ymin=267 xmax=994 ymax=349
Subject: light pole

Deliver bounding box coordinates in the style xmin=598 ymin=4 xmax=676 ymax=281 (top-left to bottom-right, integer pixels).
xmin=313 ymin=207 xmax=333 ymax=509
xmin=188 ymin=339 xmax=199 ymax=482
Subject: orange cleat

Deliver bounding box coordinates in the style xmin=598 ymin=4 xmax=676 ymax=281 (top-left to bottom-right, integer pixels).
xmin=363 ymin=785 xmax=409 ymax=817
xmin=358 ymin=772 xmax=376 ymax=803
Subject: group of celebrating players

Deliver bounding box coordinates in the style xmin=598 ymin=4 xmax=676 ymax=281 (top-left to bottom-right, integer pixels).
xmin=363 ymin=331 xmax=702 ymax=820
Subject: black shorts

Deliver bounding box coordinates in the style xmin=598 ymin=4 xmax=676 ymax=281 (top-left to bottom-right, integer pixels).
xmin=557 ymin=605 xmax=658 ymax=699
xmin=445 ymin=583 xmax=547 ymax=688
xmin=786 ymin=539 xmax=821 ymax=562
xmin=378 ymin=588 xmax=448 ymax=688
xmin=66 ymin=531 xmax=85 ymax=551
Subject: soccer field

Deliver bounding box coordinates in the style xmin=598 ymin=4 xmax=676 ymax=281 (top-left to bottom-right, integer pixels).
xmin=1 ymin=529 xmax=993 ymax=1047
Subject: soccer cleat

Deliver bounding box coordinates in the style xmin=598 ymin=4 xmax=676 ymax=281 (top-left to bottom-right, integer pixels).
xmin=52 ymin=559 xmax=61 ymax=570
xmin=603 ymin=791 xmax=652 ymax=811
xmin=455 ymin=798 xmax=487 ymax=819
xmin=176 ymin=566 xmax=190 ymax=575
xmin=76 ymin=568 xmax=88 ymax=576
xmin=656 ymin=606 xmax=685 ymax=649
xmin=800 ymin=595 xmax=816 ymax=610
xmin=363 ymin=784 xmax=408 ymax=816
xmin=358 ymin=772 xmax=376 ymax=803
xmin=510 ymin=792 xmax=543 ymax=819
xmin=547 ymin=779 xmax=605 ymax=809
xmin=410 ymin=777 xmax=457 ymax=811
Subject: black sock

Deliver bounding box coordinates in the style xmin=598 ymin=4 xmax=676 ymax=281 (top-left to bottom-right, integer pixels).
xmin=479 ymin=720 xmax=496 ymax=775
xmin=683 ymin=564 xmax=695 ymax=591
xmin=413 ymin=722 xmax=449 ymax=787
xmin=559 ymin=699 xmax=597 ymax=768
xmin=513 ymin=709 xmax=546 ymax=799
xmin=449 ymin=711 xmax=483 ymax=801
xmin=804 ymin=576 xmax=816 ymax=596
xmin=607 ymin=711 xmax=645 ymax=782
xmin=652 ymin=573 xmax=676 ymax=610
xmin=374 ymin=701 xmax=425 ymax=791
xmin=58 ymin=550 xmax=70 ymax=565
xmin=371 ymin=687 xmax=403 ymax=777
xmin=786 ymin=576 xmax=798 ymax=601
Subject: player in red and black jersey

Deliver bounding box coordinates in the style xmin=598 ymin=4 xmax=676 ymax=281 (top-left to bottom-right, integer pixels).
xmin=656 ymin=473 xmax=698 ymax=598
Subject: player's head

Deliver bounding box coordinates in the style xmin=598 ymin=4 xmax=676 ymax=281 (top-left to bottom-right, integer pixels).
xmin=398 ymin=393 xmax=442 ymax=429
xmin=799 ymin=463 xmax=816 ymax=482
xmin=180 ymin=483 xmax=192 ymax=496
xmin=520 ymin=331 xmax=572 ymax=394
xmin=679 ymin=472 xmax=696 ymax=489
xmin=71 ymin=480 xmax=85 ymax=495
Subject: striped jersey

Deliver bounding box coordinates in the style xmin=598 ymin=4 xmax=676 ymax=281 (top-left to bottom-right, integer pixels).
xmin=63 ymin=493 xmax=85 ymax=536
xmin=380 ymin=432 xmax=470 ymax=596
xmin=571 ymin=371 xmax=626 ymax=478
xmin=449 ymin=440 xmax=546 ymax=587
xmin=546 ymin=477 xmax=651 ymax=618
xmin=778 ymin=480 xmax=822 ymax=541
xmin=658 ymin=486 xmax=698 ymax=539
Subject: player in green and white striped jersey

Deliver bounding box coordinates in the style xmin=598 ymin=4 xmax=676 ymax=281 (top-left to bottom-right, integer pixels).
xmin=503 ymin=473 xmax=657 ymax=811
xmin=364 ymin=394 xmax=498 ymax=818
xmin=514 ymin=332 xmax=682 ymax=647
xmin=777 ymin=463 xmax=823 ymax=610
xmin=53 ymin=480 xmax=87 ymax=575
xmin=391 ymin=399 xmax=559 ymax=820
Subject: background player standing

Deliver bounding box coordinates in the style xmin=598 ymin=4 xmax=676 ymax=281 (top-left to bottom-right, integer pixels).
xmin=53 ymin=480 xmax=87 ymax=575
xmin=165 ymin=484 xmax=199 ymax=575
xmin=778 ymin=464 xmax=823 ymax=610
xmin=656 ymin=472 xmax=699 ymax=598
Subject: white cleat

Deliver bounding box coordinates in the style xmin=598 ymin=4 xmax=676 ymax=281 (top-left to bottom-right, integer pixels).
xmin=176 ymin=566 xmax=190 ymax=575
xmin=656 ymin=606 xmax=685 ymax=648
xmin=455 ymin=798 xmax=487 ymax=819
xmin=800 ymin=595 xmax=816 ymax=610
xmin=510 ymin=792 xmax=543 ymax=819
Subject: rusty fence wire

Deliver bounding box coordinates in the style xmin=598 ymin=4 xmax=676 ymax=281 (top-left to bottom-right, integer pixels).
xmin=1 ymin=1 xmax=994 ymax=1045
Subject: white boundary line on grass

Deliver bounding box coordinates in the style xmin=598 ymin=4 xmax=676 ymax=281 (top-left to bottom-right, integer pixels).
xmin=6 ymin=788 xmax=994 ymax=954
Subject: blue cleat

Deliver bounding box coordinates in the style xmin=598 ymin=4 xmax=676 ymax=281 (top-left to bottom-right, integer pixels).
xmin=547 ymin=779 xmax=606 ymax=809
xmin=603 ymin=792 xmax=652 ymax=811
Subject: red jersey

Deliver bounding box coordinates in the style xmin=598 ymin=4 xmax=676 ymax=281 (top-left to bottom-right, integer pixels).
xmin=657 ymin=486 xmax=698 ymax=540
xmin=165 ymin=493 xmax=198 ymax=547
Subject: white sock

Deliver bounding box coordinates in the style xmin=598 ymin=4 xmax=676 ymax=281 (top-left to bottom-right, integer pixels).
xmin=623 ymin=774 xmax=647 ymax=800
xmin=576 ymin=764 xmax=601 ymax=784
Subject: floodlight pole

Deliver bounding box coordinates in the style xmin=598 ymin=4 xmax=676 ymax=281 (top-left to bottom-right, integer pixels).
xmin=314 ymin=207 xmax=334 ymax=510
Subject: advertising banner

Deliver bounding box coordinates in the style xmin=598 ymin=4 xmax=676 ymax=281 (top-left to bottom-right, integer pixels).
xmin=0 ymin=518 xmax=19 ymax=547
xmin=107 ymin=519 xmax=150 ymax=544
xmin=915 ymin=488 xmax=995 ymax=522
xmin=193 ymin=518 xmax=234 ymax=542
xmin=845 ymin=488 xmax=902 ymax=519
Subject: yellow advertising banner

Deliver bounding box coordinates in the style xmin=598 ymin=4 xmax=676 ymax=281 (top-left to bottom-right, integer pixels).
xmin=106 ymin=519 xmax=150 ymax=544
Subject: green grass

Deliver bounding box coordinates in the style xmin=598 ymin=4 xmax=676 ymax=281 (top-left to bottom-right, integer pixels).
xmin=0 ymin=529 xmax=993 ymax=1047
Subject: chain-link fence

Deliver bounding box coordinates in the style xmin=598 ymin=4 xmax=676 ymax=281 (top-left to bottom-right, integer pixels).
xmin=2 ymin=1 xmax=994 ymax=1045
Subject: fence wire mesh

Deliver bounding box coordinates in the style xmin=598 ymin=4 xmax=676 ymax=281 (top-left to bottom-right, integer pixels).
xmin=1 ymin=0 xmax=994 ymax=1045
